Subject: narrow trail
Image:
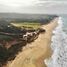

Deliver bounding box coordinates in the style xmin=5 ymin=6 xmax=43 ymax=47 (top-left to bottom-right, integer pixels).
xmin=8 ymin=18 xmax=58 ymax=67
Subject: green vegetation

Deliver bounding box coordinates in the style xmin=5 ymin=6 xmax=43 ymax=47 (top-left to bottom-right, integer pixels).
xmin=11 ymin=22 xmax=41 ymax=29
xmin=0 ymin=35 xmax=13 ymax=41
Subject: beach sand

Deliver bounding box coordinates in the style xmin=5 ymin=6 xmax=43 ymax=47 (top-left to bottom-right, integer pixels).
xmin=8 ymin=18 xmax=58 ymax=67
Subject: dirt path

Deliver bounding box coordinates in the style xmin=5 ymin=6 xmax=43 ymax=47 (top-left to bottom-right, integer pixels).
xmin=8 ymin=18 xmax=58 ymax=67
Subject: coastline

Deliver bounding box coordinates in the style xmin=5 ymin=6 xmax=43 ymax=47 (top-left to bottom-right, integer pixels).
xmin=8 ymin=18 xmax=58 ymax=67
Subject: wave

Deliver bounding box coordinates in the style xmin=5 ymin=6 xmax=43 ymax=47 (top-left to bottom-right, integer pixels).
xmin=45 ymin=17 xmax=67 ymax=67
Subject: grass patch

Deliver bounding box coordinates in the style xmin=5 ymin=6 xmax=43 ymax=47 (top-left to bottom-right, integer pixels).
xmin=11 ymin=22 xmax=41 ymax=29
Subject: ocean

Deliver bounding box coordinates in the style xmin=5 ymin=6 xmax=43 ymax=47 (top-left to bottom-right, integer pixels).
xmin=45 ymin=16 xmax=67 ymax=67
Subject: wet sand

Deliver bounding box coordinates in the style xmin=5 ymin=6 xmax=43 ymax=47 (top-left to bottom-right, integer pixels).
xmin=8 ymin=18 xmax=58 ymax=67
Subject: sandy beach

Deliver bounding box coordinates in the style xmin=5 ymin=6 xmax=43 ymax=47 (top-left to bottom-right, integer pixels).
xmin=8 ymin=18 xmax=58 ymax=67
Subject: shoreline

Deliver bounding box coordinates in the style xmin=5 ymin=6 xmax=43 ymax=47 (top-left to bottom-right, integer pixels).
xmin=8 ymin=18 xmax=58 ymax=67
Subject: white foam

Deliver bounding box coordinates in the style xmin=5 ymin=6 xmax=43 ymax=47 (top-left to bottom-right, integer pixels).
xmin=45 ymin=17 xmax=67 ymax=67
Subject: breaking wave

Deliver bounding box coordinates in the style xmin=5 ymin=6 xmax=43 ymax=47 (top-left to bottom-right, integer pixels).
xmin=45 ymin=17 xmax=67 ymax=67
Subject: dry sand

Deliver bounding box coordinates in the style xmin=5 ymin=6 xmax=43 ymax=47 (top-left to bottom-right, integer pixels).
xmin=8 ymin=18 xmax=58 ymax=67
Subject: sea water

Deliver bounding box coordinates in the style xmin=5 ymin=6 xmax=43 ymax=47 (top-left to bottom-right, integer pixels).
xmin=45 ymin=16 xmax=67 ymax=67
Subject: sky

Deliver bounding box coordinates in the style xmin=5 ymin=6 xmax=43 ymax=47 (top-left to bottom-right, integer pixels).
xmin=0 ymin=0 xmax=67 ymax=14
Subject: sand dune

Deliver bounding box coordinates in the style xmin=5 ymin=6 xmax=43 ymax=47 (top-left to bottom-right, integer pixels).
xmin=8 ymin=18 xmax=58 ymax=67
